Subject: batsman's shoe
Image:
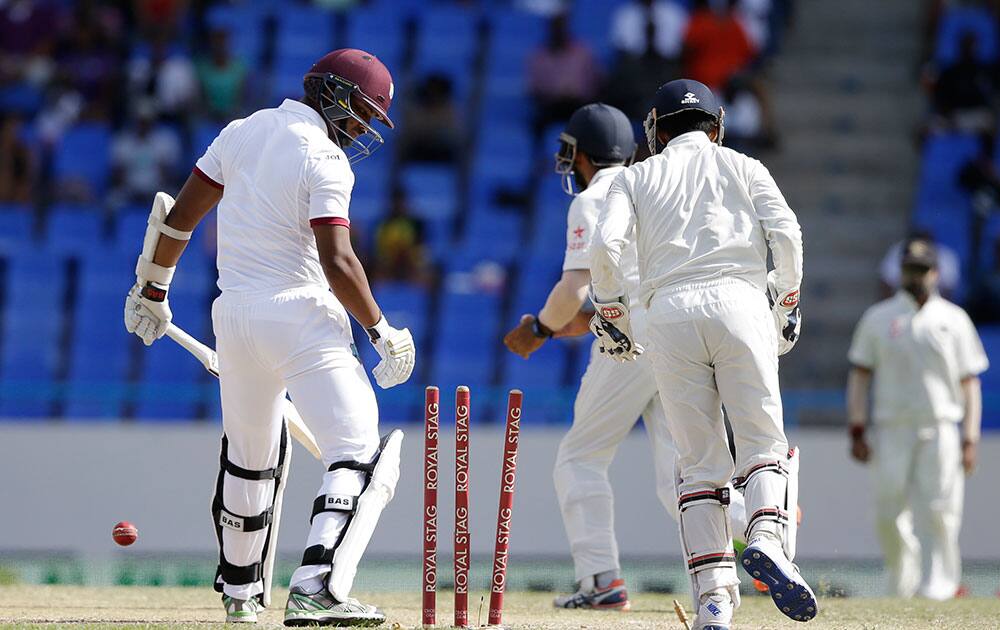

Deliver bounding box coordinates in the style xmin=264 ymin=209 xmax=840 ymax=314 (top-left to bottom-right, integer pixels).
xmin=224 ymin=595 xmax=263 ymax=623
xmin=284 ymin=586 xmax=385 ymax=627
xmin=693 ymin=590 xmax=733 ymax=630
xmin=552 ymin=578 xmax=631 ymax=610
xmin=741 ymin=535 xmax=818 ymax=622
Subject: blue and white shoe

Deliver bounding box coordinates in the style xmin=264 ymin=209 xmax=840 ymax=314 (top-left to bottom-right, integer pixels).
xmin=741 ymin=535 xmax=818 ymax=622
xmin=693 ymin=591 xmax=733 ymax=630
xmin=553 ymin=578 xmax=631 ymax=611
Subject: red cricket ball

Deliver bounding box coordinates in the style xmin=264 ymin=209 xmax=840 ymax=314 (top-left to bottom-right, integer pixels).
xmin=113 ymin=521 xmax=138 ymax=546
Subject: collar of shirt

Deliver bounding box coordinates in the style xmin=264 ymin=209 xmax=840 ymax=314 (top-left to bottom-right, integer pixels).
xmin=895 ymin=289 xmax=942 ymax=313
xmin=663 ymin=130 xmax=712 ymax=152
xmin=279 ymin=98 xmax=328 ymax=133
xmin=588 ymin=165 xmax=624 ymax=188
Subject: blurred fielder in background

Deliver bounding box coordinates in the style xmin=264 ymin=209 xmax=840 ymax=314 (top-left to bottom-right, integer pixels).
xmin=589 ymin=78 xmax=813 ymax=629
xmin=503 ymin=102 xmax=747 ymax=613
xmin=124 ymin=48 xmax=415 ymax=626
xmin=848 ymin=237 xmax=988 ymax=600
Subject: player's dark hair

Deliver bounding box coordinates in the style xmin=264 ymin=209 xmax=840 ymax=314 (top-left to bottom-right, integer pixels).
xmin=659 ymin=109 xmax=718 ymax=140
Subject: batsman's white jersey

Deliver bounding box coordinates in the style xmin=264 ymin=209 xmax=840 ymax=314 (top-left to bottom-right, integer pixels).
xmin=196 ymin=99 xmax=382 ymax=600
xmin=592 ymin=131 xmax=803 ymax=599
xmin=554 ymin=166 xmax=747 ymax=582
xmin=849 ymin=292 xmax=988 ymax=599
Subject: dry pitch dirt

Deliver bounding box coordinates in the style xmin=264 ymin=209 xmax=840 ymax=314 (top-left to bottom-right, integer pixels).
xmin=1 ymin=586 xmax=999 ymax=629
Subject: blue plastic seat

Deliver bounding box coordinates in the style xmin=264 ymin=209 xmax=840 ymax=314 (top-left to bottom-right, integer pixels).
xmin=0 ymin=253 xmax=67 ymax=417
xmin=0 ymin=204 xmax=34 ymax=255
xmin=345 ymin=5 xmax=406 ymax=72
xmin=205 ymin=3 xmax=268 ymax=63
xmin=64 ymin=251 xmax=135 ymax=419
xmin=44 ymin=204 xmax=104 ymax=255
xmin=934 ymin=6 xmax=999 ymax=65
xmin=54 ymin=123 xmax=112 ymax=196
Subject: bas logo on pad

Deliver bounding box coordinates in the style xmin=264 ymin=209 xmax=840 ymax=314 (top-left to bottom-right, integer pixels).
xmin=781 ymin=291 xmax=799 ymax=308
xmin=600 ymin=306 xmax=624 ymax=319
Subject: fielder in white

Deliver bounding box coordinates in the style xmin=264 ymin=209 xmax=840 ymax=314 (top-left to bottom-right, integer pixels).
xmin=502 ymin=103 xmax=747 ymax=612
xmin=123 ymin=49 xmax=414 ymax=627
xmin=589 ymin=79 xmax=814 ymax=630
xmin=847 ymin=238 xmax=988 ymax=600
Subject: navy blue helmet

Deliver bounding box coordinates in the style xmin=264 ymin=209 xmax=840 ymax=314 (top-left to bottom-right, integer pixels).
xmin=555 ymin=103 xmax=637 ymax=195
xmin=643 ymin=78 xmax=725 ymax=154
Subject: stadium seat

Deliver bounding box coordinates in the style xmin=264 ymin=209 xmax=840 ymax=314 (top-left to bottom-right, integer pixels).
xmin=53 ymin=123 xmax=112 ymax=197
xmin=44 ymin=204 xmax=105 ymax=256
xmin=0 ymin=204 xmax=34 ymax=255
xmin=344 ymin=4 xmax=406 ymax=73
xmin=0 ymin=253 xmax=68 ymax=418
xmin=64 ymin=251 xmax=135 ymax=419
xmin=934 ymin=6 xmax=999 ymax=65
xmin=205 ymin=3 xmax=268 ymax=63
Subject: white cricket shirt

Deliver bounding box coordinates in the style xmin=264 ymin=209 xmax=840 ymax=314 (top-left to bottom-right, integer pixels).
xmin=848 ymin=291 xmax=989 ymax=426
xmin=591 ymin=131 xmax=802 ymax=306
xmin=194 ymin=99 xmax=355 ymax=293
xmin=562 ymin=166 xmax=641 ymax=309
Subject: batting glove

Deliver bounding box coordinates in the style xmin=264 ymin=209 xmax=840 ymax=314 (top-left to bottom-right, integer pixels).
xmin=368 ymin=316 xmax=416 ymax=389
xmin=767 ymin=271 xmax=801 ymax=356
xmin=589 ymin=296 xmax=643 ymax=362
xmin=124 ymin=282 xmax=172 ymax=346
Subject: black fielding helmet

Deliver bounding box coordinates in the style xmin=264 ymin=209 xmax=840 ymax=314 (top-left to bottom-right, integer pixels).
xmin=644 ymin=78 xmax=725 ymax=154
xmin=555 ymin=103 xmax=637 ymax=195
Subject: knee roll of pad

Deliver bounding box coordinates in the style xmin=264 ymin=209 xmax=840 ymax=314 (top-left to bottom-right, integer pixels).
xmin=212 ymin=425 xmax=289 ymax=602
xmin=299 ymin=430 xmax=404 ymax=601
xmin=735 ymin=446 xmax=800 ymax=560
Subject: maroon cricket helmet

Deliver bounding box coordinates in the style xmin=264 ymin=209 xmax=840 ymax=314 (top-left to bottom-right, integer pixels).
xmin=306 ymin=48 xmax=395 ymax=128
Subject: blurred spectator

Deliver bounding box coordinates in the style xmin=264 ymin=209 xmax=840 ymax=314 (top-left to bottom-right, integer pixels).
xmin=128 ymin=35 xmax=198 ymax=124
xmin=736 ymin=0 xmax=772 ymax=53
xmin=0 ymin=0 xmax=62 ymax=94
xmin=54 ymin=2 xmax=125 ymax=118
xmin=35 ymin=76 xmax=83 ymax=147
xmin=880 ymin=230 xmax=961 ymax=299
xmin=0 ymin=113 xmax=34 ymax=202
xmin=133 ymin=0 xmax=188 ymax=40
xmin=925 ymin=32 xmax=996 ymax=134
xmin=528 ymin=13 xmax=602 ymax=135
xmin=399 ymin=73 xmax=462 ymax=164
xmin=196 ymin=29 xmax=247 ymax=121
xmin=603 ymin=3 xmax=680 ymax=123
xmin=109 ymin=103 xmax=180 ymax=207
xmin=373 ymin=188 xmax=433 ymax=285
xmin=610 ymin=0 xmax=689 ymax=59
xmin=682 ymin=0 xmax=757 ymax=89
xmin=968 ymin=233 xmax=1000 ymax=323
xmin=719 ymin=74 xmax=776 ymax=155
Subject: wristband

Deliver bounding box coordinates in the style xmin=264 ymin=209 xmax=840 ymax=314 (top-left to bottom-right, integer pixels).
xmin=367 ymin=314 xmax=389 ymax=343
xmin=849 ymin=425 xmax=865 ymax=441
xmin=531 ymin=316 xmax=553 ymax=339
xmin=140 ymin=281 xmax=168 ymax=302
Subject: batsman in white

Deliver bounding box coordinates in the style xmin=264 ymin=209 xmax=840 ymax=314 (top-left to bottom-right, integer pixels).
xmin=589 ymin=79 xmax=814 ymax=630
xmin=502 ymin=103 xmax=747 ymax=612
xmin=123 ymin=48 xmax=415 ymax=627
xmin=847 ymin=238 xmax=988 ymax=600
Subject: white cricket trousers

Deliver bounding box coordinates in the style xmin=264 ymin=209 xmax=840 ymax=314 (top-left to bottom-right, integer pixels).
xmin=553 ymin=319 xmax=677 ymax=582
xmin=645 ymin=279 xmax=789 ymax=594
xmin=874 ymin=422 xmax=963 ymax=600
xmin=212 ymin=286 xmax=380 ymax=600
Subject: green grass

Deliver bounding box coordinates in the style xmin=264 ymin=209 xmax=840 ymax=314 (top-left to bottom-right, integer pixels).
xmin=1 ymin=586 xmax=999 ymax=629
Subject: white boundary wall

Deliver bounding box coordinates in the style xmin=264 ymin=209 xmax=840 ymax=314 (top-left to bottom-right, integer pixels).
xmin=2 ymin=424 xmax=998 ymax=560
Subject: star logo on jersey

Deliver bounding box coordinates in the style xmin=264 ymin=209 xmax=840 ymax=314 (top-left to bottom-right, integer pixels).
xmin=573 ymin=226 xmax=585 ymax=239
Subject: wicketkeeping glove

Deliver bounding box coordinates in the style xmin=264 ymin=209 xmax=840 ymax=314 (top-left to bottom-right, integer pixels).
xmin=767 ymin=271 xmax=801 ymax=356
xmin=588 ymin=296 xmax=643 ymax=362
xmin=368 ymin=316 xmax=416 ymax=389
xmin=124 ymin=281 xmax=172 ymax=346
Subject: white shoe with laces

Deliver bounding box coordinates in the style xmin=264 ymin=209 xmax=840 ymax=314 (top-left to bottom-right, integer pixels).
xmin=693 ymin=590 xmax=733 ymax=630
